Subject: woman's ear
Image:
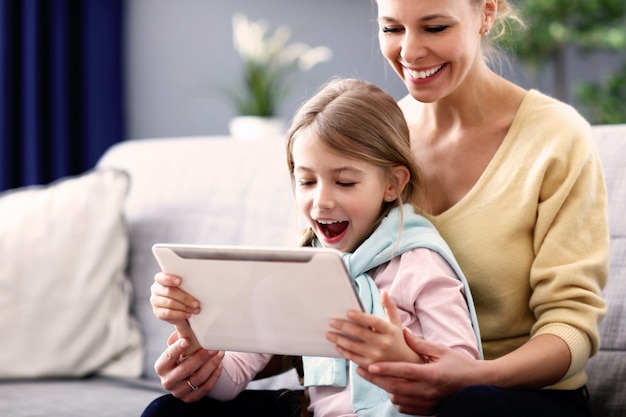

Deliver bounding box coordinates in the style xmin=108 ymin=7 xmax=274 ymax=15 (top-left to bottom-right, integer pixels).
xmin=482 ymin=0 xmax=497 ymax=34
xmin=385 ymin=166 xmax=411 ymax=202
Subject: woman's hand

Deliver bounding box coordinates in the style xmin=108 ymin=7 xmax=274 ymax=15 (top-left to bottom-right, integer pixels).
xmin=327 ymin=290 xmax=423 ymax=367
xmin=355 ymin=327 xmax=570 ymax=415
xmin=150 ymin=272 xmax=200 ymax=326
xmin=356 ymin=327 xmax=482 ymax=416
xmin=155 ymin=332 xmax=225 ymax=403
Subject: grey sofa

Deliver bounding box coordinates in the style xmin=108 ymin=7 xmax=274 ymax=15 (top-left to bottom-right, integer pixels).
xmin=0 ymin=125 xmax=624 ymax=416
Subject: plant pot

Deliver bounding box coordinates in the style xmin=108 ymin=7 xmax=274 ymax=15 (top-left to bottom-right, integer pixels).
xmin=229 ymin=116 xmax=286 ymax=141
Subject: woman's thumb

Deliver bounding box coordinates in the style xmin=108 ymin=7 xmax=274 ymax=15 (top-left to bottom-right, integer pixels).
xmin=403 ymin=327 xmax=441 ymax=358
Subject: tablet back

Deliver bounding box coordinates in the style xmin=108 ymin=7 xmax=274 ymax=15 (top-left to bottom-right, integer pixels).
xmin=152 ymin=244 xmax=363 ymax=357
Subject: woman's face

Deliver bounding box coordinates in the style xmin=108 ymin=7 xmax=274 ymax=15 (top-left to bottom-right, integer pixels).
xmin=377 ymin=0 xmax=487 ymax=103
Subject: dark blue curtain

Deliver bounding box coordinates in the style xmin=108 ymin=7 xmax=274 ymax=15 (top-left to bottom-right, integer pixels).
xmin=0 ymin=0 xmax=125 ymax=191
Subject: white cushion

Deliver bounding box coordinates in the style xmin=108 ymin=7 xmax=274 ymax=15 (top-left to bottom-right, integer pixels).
xmin=0 ymin=169 xmax=143 ymax=378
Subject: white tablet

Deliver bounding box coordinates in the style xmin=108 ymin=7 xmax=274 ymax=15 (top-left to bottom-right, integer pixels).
xmin=152 ymin=244 xmax=363 ymax=357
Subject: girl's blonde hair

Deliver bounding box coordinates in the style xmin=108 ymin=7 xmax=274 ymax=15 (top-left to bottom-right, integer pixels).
xmin=286 ymin=78 xmax=422 ymax=246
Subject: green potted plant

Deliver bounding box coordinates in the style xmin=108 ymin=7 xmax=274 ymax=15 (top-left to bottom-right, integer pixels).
xmin=495 ymin=0 xmax=626 ymax=123
xmin=226 ymin=13 xmax=332 ymax=140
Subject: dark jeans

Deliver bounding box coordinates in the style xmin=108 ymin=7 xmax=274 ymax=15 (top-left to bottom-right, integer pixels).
xmin=437 ymin=385 xmax=592 ymax=417
xmin=141 ymin=389 xmax=308 ymax=417
xmin=141 ymin=385 xmax=590 ymax=417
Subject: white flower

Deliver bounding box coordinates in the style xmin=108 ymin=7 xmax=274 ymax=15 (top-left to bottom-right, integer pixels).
xmin=298 ymin=46 xmax=334 ymax=71
xmin=227 ymin=13 xmax=333 ymax=117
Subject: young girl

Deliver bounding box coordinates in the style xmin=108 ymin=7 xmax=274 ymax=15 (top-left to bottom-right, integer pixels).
xmin=144 ymin=78 xmax=481 ymax=417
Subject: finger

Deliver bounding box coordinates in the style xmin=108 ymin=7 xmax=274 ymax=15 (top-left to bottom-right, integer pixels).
xmin=403 ymin=328 xmax=444 ymax=359
xmin=387 ymin=382 xmax=440 ymax=415
xmin=334 ymin=312 xmax=396 ymax=338
xmin=160 ymin=343 xmax=221 ymax=392
xmin=191 ymin=350 xmax=225 ymax=392
xmin=154 ymin=272 xmax=182 ymax=286
xmin=356 ymin=365 xmax=428 ymax=398
xmin=176 ymin=351 xmax=225 ymax=402
xmin=151 ymin=282 xmax=200 ymax=309
xmin=380 ymin=290 xmax=402 ymax=327
xmin=151 ymin=305 xmax=190 ymax=324
xmin=329 ymin=326 xmax=377 ymax=352
xmin=153 ymin=273 xmax=200 ymax=309
xmin=157 ymin=337 xmax=191 ymax=375
xmin=167 ymin=330 xmax=180 ymax=346
xmin=334 ymin=344 xmax=371 ymax=368
xmin=331 ymin=316 xmax=398 ymax=348
xmin=356 ymin=364 xmax=440 ymax=416
xmin=150 ymin=284 xmax=200 ymax=315
xmin=152 ymin=303 xmax=193 ymax=323
xmin=328 ymin=330 xmax=388 ymax=368
xmin=366 ymin=356 xmax=435 ymax=383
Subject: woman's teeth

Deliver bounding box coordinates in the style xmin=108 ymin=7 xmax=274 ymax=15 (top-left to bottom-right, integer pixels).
xmin=407 ymin=64 xmax=443 ymax=79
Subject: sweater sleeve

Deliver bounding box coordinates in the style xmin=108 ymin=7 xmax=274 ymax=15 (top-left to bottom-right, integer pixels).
xmin=528 ymin=115 xmax=608 ymax=381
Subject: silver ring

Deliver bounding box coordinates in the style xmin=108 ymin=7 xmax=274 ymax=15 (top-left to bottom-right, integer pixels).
xmin=187 ymin=378 xmax=199 ymax=391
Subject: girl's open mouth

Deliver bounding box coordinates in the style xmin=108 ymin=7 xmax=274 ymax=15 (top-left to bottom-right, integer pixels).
xmin=317 ymin=220 xmax=349 ymax=240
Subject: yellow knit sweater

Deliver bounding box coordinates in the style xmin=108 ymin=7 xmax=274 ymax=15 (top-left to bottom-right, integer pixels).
xmin=426 ymin=90 xmax=609 ymax=390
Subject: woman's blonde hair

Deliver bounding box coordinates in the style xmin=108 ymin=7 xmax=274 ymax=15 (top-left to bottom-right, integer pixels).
xmin=286 ymin=77 xmax=422 ymax=246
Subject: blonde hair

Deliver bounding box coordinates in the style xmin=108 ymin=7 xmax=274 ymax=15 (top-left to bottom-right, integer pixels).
xmin=286 ymin=78 xmax=422 ymax=246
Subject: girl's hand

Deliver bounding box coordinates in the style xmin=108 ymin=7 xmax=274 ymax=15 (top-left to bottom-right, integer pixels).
xmin=327 ymin=290 xmax=423 ymax=367
xmin=155 ymin=332 xmax=225 ymax=403
xmin=356 ymin=328 xmax=481 ymax=416
xmin=150 ymin=272 xmax=200 ymax=325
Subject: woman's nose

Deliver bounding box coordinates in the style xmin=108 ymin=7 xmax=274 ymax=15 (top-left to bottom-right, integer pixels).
xmin=401 ymin=31 xmax=428 ymax=63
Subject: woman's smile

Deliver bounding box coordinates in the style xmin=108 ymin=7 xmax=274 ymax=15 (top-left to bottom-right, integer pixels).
xmin=405 ymin=63 xmax=445 ymax=81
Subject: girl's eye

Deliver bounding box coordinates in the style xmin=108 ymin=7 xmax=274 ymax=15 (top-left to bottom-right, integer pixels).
xmin=337 ymin=181 xmax=356 ymax=188
xmin=297 ymin=180 xmax=315 ymax=187
xmin=426 ymin=25 xmax=448 ymax=33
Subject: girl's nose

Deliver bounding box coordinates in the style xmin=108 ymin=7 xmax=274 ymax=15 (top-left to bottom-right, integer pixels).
xmin=314 ymin=184 xmax=334 ymax=209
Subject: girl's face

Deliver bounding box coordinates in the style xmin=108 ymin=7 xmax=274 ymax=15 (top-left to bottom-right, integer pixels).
xmin=377 ymin=0 xmax=488 ymax=103
xmin=291 ymin=131 xmax=395 ymax=253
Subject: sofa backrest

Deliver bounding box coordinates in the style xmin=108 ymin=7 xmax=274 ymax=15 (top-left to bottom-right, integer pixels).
xmin=584 ymin=124 xmax=626 ymax=416
xmin=98 ymin=137 xmax=298 ymax=381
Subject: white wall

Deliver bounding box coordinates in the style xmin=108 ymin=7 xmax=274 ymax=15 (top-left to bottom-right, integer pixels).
xmin=125 ymin=0 xmax=409 ymax=139
xmin=125 ymin=0 xmax=624 ymax=140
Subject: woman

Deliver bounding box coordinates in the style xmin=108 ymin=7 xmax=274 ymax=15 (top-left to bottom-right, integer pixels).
xmin=327 ymin=0 xmax=608 ymax=416
xmin=144 ymin=0 xmax=608 ymax=416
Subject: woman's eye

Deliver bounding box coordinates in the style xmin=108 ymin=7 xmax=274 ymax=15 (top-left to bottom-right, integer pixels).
xmin=426 ymin=25 xmax=448 ymax=33
xmin=381 ymin=25 xmax=403 ymax=34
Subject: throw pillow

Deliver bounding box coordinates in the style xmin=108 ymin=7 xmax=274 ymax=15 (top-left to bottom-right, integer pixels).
xmin=0 ymin=169 xmax=143 ymax=378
